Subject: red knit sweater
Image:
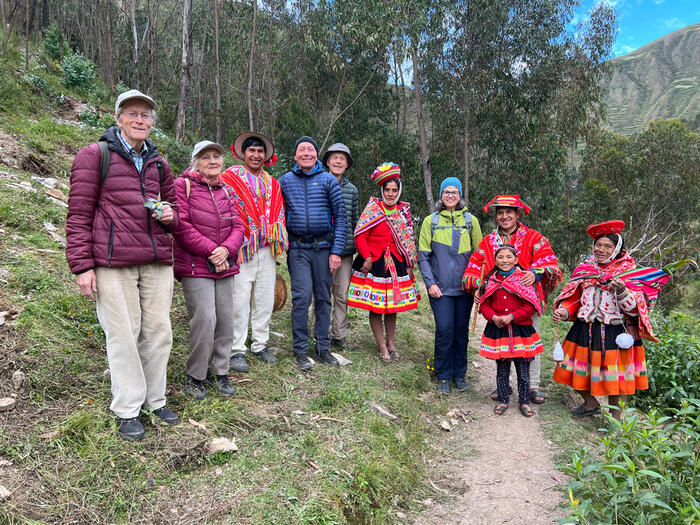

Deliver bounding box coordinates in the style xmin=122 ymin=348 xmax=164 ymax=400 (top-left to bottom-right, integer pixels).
xmin=480 ymin=274 xmax=536 ymax=325
xmin=355 ymin=207 xmax=403 ymax=262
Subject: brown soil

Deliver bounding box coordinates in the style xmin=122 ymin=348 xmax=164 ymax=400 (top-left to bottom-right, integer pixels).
xmin=410 ymin=317 xmax=566 ymax=525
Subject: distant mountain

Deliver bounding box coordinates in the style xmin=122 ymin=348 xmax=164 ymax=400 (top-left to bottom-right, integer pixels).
xmin=604 ymin=22 xmax=700 ymax=135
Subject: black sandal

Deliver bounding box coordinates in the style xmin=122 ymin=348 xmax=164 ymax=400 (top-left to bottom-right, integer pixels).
xmin=571 ymin=404 xmax=601 ymax=417
xmin=520 ymin=404 xmax=535 ymax=417
xmin=530 ymin=390 xmax=546 ymax=404
xmin=490 ymin=387 xmax=512 ymax=401
xmin=494 ymin=403 xmax=508 ymax=416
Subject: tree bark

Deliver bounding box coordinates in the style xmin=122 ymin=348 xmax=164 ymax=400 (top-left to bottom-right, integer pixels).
xmin=246 ymin=0 xmax=257 ymax=131
xmin=392 ymin=45 xmax=400 ymax=130
xmin=106 ymin=0 xmax=115 ymax=92
xmin=130 ymin=0 xmax=139 ymax=88
xmin=462 ymin=114 xmax=470 ymax=208
xmin=319 ymin=66 xmax=346 ymax=152
xmin=24 ymin=0 xmax=30 ymax=70
xmin=398 ymin=48 xmax=407 ymax=134
xmin=175 ymin=0 xmax=192 ymax=144
xmin=193 ymin=0 xmax=210 ymax=135
xmin=412 ymin=46 xmax=434 ymax=211
xmin=1 ymin=0 xmax=8 ymax=56
xmin=214 ymin=0 xmax=221 ymax=143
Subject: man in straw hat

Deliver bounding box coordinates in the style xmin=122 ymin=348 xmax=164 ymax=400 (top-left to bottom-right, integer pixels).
xmin=66 ymin=89 xmax=180 ymax=441
xmin=279 ymin=136 xmax=347 ymax=371
xmin=322 ymin=143 xmax=359 ymax=350
xmin=220 ymin=132 xmax=288 ymax=373
xmin=462 ymin=194 xmax=562 ymax=403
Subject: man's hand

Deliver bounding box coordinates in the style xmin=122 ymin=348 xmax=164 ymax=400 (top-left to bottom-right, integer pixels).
xmin=329 ymin=254 xmax=341 ymax=272
xmin=520 ymin=270 xmax=536 ymax=286
xmin=428 ymin=284 xmax=442 ymax=299
xmin=154 ymin=204 xmax=174 ymax=225
xmin=553 ymin=307 xmax=569 ymax=322
xmin=360 ymin=256 xmax=372 ymax=273
xmin=77 ymin=269 xmax=97 ymax=299
xmin=209 ymin=246 xmax=229 ymax=266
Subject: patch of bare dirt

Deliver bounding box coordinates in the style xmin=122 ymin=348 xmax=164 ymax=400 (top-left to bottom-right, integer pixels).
xmin=0 ymin=129 xmax=22 ymax=169
xmin=410 ymin=317 xmax=566 ymax=525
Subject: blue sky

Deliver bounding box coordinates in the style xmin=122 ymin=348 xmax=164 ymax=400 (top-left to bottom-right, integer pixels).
xmin=574 ymin=0 xmax=700 ymax=56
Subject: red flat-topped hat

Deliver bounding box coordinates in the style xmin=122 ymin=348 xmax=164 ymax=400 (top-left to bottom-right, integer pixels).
xmin=483 ymin=194 xmax=531 ymax=214
xmin=585 ymin=220 xmax=625 ymax=239
xmin=371 ymin=162 xmax=401 ymax=185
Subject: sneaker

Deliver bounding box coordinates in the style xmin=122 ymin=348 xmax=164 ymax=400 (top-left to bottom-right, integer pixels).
xmin=152 ymin=406 xmax=179 ymax=425
xmin=330 ymin=338 xmax=346 ymax=349
xmin=314 ymin=350 xmax=339 ymax=367
xmin=229 ymin=353 xmax=250 ymax=373
xmin=116 ymin=417 xmax=145 ymax=441
xmin=436 ymin=379 xmax=451 ymax=395
xmin=296 ymin=354 xmax=313 ymax=371
xmin=206 ymin=374 xmax=236 ymax=397
xmin=185 ymin=375 xmax=206 ymax=400
xmin=453 ymin=378 xmax=470 ymax=391
xmin=251 ymin=347 xmax=278 ymax=364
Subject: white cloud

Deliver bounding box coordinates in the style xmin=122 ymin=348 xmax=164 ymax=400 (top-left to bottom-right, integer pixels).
xmin=614 ymin=43 xmax=636 ymax=56
xmin=653 ymin=0 xmax=664 ymax=4
xmin=664 ymin=17 xmax=684 ymax=29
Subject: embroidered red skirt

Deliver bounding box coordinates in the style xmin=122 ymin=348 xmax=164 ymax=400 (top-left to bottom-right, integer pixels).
xmin=553 ymin=320 xmax=648 ymax=396
xmin=480 ymin=322 xmax=543 ymax=360
xmin=347 ymin=251 xmax=420 ymax=314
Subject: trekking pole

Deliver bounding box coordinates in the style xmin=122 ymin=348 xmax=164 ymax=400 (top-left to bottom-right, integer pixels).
xmin=470 ymin=263 xmax=486 ymax=332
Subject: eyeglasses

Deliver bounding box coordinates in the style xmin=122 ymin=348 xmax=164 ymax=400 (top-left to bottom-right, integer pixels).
xmin=442 ymin=190 xmax=460 ymax=197
xmin=125 ymin=111 xmax=153 ymax=121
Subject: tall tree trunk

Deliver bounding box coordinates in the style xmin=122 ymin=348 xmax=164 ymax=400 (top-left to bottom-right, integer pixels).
xmin=392 ymin=45 xmax=400 ymax=130
xmin=214 ymin=0 xmax=221 ymax=143
xmin=246 ymin=0 xmax=257 ymax=130
xmin=175 ymin=0 xmax=192 ymax=143
xmin=1 ymin=0 xmax=7 ymax=56
xmin=193 ymin=0 xmax=210 ymax=135
xmin=462 ymin=114 xmax=470 ymax=208
xmin=398 ymin=49 xmax=407 ymax=134
xmin=412 ymin=46 xmax=434 ymax=211
xmin=24 ymin=0 xmax=30 ymax=70
xmin=106 ymin=0 xmax=115 ymax=92
xmin=319 ymin=67 xmax=346 ymax=152
xmin=130 ymin=0 xmax=139 ymax=88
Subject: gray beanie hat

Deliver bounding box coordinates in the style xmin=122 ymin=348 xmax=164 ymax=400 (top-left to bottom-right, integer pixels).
xmin=322 ymin=143 xmax=353 ymax=170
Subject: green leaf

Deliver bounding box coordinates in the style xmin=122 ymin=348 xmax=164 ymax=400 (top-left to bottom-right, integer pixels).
xmin=637 ymin=469 xmax=667 ymax=480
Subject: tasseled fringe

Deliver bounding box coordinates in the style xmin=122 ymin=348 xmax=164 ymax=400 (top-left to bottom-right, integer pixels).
xmin=237 ymin=223 xmax=289 ymax=263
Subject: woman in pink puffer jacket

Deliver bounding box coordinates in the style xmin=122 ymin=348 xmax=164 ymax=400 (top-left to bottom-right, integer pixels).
xmin=173 ymin=141 xmax=244 ymax=400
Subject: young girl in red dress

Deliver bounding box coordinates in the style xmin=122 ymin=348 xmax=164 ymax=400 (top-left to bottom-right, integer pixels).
xmin=479 ymin=245 xmax=544 ymax=417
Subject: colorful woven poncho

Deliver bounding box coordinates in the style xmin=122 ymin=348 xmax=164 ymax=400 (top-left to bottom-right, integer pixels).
xmin=354 ymin=196 xmax=417 ymax=267
xmin=481 ymin=268 xmax=543 ymax=316
xmin=555 ymin=252 xmax=664 ymax=341
xmin=462 ymin=222 xmax=562 ymax=310
xmin=220 ymin=164 xmax=288 ymax=263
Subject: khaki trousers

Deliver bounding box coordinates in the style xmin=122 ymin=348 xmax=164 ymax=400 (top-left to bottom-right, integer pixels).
xmin=330 ymin=255 xmax=354 ymax=340
xmin=95 ymin=264 xmax=173 ymax=419
xmin=231 ymin=248 xmax=276 ymax=355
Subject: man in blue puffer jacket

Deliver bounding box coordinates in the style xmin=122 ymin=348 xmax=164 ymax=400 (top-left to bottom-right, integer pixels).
xmin=279 ymin=136 xmax=347 ymax=370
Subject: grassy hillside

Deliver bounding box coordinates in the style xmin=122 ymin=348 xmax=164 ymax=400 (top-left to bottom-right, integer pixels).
xmin=604 ymin=22 xmax=700 ymax=135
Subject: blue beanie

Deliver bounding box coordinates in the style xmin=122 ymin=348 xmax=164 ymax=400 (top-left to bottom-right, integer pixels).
xmin=440 ymin=177 xmax=462 ymax=197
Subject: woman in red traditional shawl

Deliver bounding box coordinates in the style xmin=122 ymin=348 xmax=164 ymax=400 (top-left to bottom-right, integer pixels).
xmin=480 ymin=245 xmax=544 ymax=417
xmin=347 ymin=163 xmax=420 ymax=362
xmin=553 ymin=221 xmax=660 ymax=420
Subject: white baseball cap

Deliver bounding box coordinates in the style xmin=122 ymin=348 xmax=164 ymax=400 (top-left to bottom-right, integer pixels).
xmin=115 ymin=89 xmax=156 ymax=113
xmin=191 ymin=140 xmax=226 ymax=162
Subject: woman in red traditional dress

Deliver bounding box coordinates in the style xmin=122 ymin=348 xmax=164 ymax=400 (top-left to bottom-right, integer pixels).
xmin=480 ymin=245 xmax=544 ymax=417
xmin=347 ymin=163 xmax=420 ymax=362
xmin=553 ymin=221 xmax=662 ymax=420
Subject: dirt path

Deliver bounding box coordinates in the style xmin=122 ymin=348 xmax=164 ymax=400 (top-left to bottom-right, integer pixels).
xmin=412 ymin=318 xmax=566 ymax=525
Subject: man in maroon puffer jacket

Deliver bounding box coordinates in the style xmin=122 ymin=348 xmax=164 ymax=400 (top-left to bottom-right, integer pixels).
xmin=66 ymin=89 xmax=180 ymax=441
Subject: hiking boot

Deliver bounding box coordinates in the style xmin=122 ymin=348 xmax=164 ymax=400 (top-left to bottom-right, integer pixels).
xmin=116 ymin=417 xmax=145 ymax=441
xmin=185 ymin=375 xmax=206 ymax=400
xmin=251 ymin=347 xmax=278 ymax=364
xmin=453 ymin=378 xmax=470 ymax=391
xmin=152 ymin=406 xmax=179 ymax=425
xmin=206 ymin=374 xmax=236 ymax=397
xmin=229 ymin=353 xmax=250 ymax=373
xmin=436 ymin=379 xmax=451 ymax=395
xmin=330 ymin=337 xmax=346 ymax=349
xmin=315 ymin=350 xmax=339 ymax=367
xmin=296 ymin=354 xmax=313 ymax=371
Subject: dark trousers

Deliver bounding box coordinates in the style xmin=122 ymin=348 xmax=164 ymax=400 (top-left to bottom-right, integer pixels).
xmin=287 ymin=247 xmax=332 ymax=355
xmin=496 ymin=358 xmax=531 ymax=405
xmin=429 ymin=293 xmax=473 ymax=381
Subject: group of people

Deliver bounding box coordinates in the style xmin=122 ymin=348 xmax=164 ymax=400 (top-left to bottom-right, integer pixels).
xmin=66 ymin=89 xmax=662 ymax=441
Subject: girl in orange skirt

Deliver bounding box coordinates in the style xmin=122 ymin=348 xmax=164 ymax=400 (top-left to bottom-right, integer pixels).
xmin=479 ymin=245 xmax=544 ymax=417
xmin=553 ymin=220 xmax=657 ymax=420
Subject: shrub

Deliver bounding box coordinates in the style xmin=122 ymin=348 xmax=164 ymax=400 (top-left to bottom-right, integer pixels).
xmin=61 ymin=53 xmax=96 ymax=92
xmin=42 ymin=24 xmax=69 ymax=61
xmin=559 ymin=400 xmax=700 ymax=524
xmin=634 ymin=313 xmax=700 ymax=410
xmin=79 ymin=109 xmax=101 ymax=127
xmin=23 ymin=74 xmax=51 ymax=95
